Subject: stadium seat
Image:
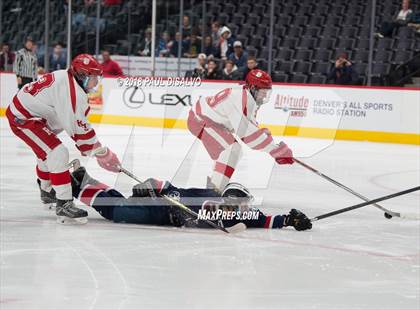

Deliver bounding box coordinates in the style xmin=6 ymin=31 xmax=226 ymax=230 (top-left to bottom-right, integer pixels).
xmin=308 ymin=74 xmax=327 ymax=84
xmin=352 ymin=63 xmax=368 ymax=76
xmin=337 ymin=38 xmax=356 ymax=50
xmin=372 ymin=63 xmax=390 ymax=76
xmin=272 ymin=71 xmax=288 ymax=82
xmin=257 ymin=59 xmax=268 ymax=71
xmin=303 ymin=27 xmax=321 ymax=37
xmin=293 ymin=61 xmax=312 ymax=74
xmin=312 ymin=62 xmax=331 ymax=74
xmin=341 ymin=27 xmax=358 ymax=38
xmin=281 ymin=38 xmax=298 ymax=49
xmin=320 ymin=27 xmax=340 ymax=38
xmin=297 ymin=37 xmax=317 ymax=50
xmin=293 ymin=16 xmax=309 ymax=26
xmin=374 ymin=50 xmax=391 ymax=63
xmin=393 ymin=50 xmax=413 ymax=64
xmin=277 ymin=49 xmax=293 ymax=61
xmin=308 ymin=16 xmax=326 ymax=27
xmin=375 ymin=38 xmax=394 ymax=50
xmin=353 ymin=50 xmax=370 ymax=63
xmin=289 ymin=74 xmax=308 ymax=83
xmin=357 ymin=39 xmax=371 ymax=50
xmin=294 ymin=49 xmax=313 ymax=61
xmin=313 ymin=49 xmax=333 ymax=62
xmin=276 ymin=60 xmax=293 ymax=73
xmin=395 ymin=40 xmax=414 ymax=50
xmin=238 ymin=4 xmax=252 ymax=15
xmin=287 ymin=26 xmax=303 ymax=37
xmin=247 ymin=14 xmax=260 ymax=26
xmin=253 ymin=4 xmax=266 ymax=16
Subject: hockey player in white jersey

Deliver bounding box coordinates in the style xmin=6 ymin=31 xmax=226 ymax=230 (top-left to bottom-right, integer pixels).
xmin=6 ymin=54 xmax=121 ymax=223
xmin=188 ymin=69 xmax=294 ymax=191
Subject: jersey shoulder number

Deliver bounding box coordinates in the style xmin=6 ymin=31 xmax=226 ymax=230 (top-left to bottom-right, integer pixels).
xmin=205 ymin=88 xmax=231 ymax=108
xmin=23 ymin=73 xmax=55 ymax=96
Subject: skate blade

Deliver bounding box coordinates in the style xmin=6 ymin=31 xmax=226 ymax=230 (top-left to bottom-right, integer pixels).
xmin=56 ymin=216 xmax=88 ymax=225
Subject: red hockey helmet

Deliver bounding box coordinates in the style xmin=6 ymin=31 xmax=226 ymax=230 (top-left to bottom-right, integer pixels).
xmin=245 ymin=69 xmax=272 ymax=89
xmin=245 ymin=69 xmax=273 ymax=105
xmin=70 ymin=54 xmax=103 ymax=77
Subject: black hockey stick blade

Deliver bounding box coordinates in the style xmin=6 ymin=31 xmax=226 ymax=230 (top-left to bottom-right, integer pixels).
xmin=311 ymin=186 xmax=420 ymax=222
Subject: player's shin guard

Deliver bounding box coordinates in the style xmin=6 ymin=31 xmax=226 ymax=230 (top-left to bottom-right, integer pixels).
xmin=210 ymin=143 xmax=242 ymax=191
xmin=36 ymin=160 xmax=57 ymax=209
xmin=36 ymin=160 xmax=52 ymax=192
xmin=46 ymin=145 xmax=73 ymax=200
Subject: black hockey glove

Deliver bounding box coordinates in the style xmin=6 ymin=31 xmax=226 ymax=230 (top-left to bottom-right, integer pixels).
xmin=132 ymin=178 xmax=163 ymax=198
xmin=284 ymin=209 xmax=312 ymax=231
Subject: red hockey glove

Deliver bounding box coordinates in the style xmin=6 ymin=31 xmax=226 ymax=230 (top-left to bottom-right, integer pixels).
xmin=270 ymin=142 xmax=294 ymax=165
xmin=95 ymin=147 xmax=121 ymax=172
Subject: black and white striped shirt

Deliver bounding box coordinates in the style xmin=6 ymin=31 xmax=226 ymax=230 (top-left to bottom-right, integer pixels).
xmin=13 ymin=48 xmax=37 ymax=80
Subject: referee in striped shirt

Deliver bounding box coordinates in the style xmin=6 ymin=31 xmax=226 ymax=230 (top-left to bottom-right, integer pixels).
xmin=13 ymin=37 xmax=38 ymax=89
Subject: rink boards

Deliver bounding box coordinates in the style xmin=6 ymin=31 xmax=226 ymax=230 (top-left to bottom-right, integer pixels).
xmin=1 ymin=72 xmax=419 ymax=145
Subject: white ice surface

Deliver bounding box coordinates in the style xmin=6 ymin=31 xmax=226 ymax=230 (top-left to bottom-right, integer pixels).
xmin=0 ymin=119 xmax=419 ymax=310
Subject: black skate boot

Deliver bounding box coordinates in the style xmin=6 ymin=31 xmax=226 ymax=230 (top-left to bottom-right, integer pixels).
xmin=37 ymin=179 xmax=57 ymax=210
xmin=70 ymin=160 xmax=100 ymax=189
xmin=56 ymin=199 xmax=88 ymax=224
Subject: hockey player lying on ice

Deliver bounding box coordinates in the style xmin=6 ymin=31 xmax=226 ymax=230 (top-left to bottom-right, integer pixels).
xmin=67 ymin=164 xmax=312 ymax=231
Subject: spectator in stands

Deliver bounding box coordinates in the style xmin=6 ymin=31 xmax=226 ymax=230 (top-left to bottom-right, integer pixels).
xmin=228 ymin=41 xmax=248 ymax=70
xmin=156 ymin=31 xmax=172 ymax=57
xmin=219 ymin=26 xmax=235 ymax=60
xmin=170 ymin=32 xmax=187 ymax=57
xmin=0 ymin=43 xmax=15 ymax=71
xmin=182 ymin=15 xmax=192 ymax=39
xmin=242 ymin=56 xmax=258 ymax=80
xmin=49 ymin=43 xmax=66 ymax=71
xmin=203 ymin=36 xmax=219 ymax=58
xmin=69 ymin=0 xmax=105 ymax=33
xmin=327 ymin=53 xmax=358 ymax=85
xmin=138 ymin=28 xmax=152 ymax=57
xmin=376 ymin=0 xmax=413 ymax=38
xmin=204 ymin=59 xmax=222 ymax=80
xmin=101 ymin=50 xmax=123 ymax=76
xmin=407 ymin=12 xmax=420 ymax=34
xmin=13 ymin=37 xmax=38 ymax=89
xmin=211 ymin=21 xmax=222 ymax=48
xmin=103 ymin=0 xmax=122 ymax=5
xmin=183 ymin=31 xmax=202 ymax=58
xmin=191 ymin=53 xmax=207 ymax=78
xmin=222 ymin=60 xmax=241 ymax=80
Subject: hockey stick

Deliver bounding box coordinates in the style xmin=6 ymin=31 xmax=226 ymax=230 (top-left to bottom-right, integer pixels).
xmin=293 ymin=158 xmax=418 ymax=219
xmin=119 ymin=167 xmax=246 ymax=234
xmin=311 ymin=186 xmax=420 ymax=221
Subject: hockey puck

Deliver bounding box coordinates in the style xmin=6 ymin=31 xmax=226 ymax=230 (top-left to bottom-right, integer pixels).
xmin=384 ymin=212 xmax=393 ymax=219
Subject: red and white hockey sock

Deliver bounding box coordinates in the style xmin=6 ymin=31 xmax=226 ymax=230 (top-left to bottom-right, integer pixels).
xmin=36 ymin=164 xmax=52 ymax=192
xmin=50 ymin=170 xmax=72 ymax=200
xmin=211 ymin=162 xmax=235 ymax=191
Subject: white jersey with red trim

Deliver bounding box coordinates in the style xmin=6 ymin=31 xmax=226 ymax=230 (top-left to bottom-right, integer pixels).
xmin=192 ymin=86 xmax=278 ymax=154
xmin=8 ymin=69 xmax=100 ymax=155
